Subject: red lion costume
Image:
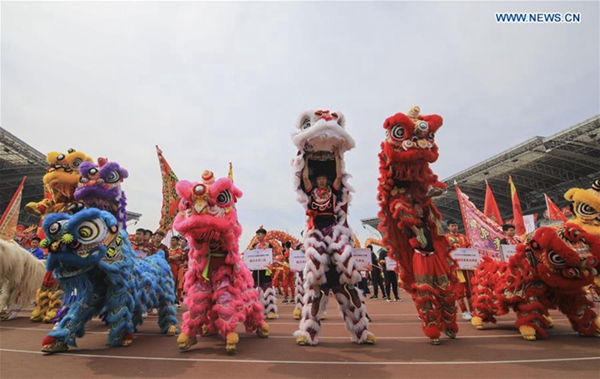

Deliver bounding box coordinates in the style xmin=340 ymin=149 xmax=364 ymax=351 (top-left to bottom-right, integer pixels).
xmin=471 ymin=224 xmax=600 ymax=340
xmin=377 ymin=106 xmax=459 ymax=345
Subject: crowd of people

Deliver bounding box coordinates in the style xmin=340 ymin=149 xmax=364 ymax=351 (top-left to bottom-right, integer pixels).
xmin=15 ymin=219 xmax=530 ymax=315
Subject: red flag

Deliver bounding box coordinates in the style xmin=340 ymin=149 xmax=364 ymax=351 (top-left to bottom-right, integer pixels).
xmin=156 ymin=146 xmax=180 ymax=232
xmin=508 ymin=175 xmax=526 ymax=236
xmin=544 ymin=194 xmax=567 ymax=222
xmin=0 ymin=176 xmax=26 ymax=241
xmin=455 ymin=182 xmax=504 ymax=259
xmin=484 ymin=180 xmax=503 ymax=225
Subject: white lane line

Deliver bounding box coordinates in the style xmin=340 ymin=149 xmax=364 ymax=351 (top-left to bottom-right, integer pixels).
xmin=0 ymin=326 xmax=580 ymax=339
xmin=1 ymin=348 xmax=598 ymax=365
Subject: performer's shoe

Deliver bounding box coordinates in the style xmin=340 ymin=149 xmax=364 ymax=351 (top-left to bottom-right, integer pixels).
xmin=256 ymin=323 xmax=269 ymax=338
xmin=121 ymin=333 xmax=134 ymax=347
xmin=443 ymin=329 xmax=456 ymax=339
xmin=177 ymin=333 xmax=198 ymax=350
xmin=471 ymin=316 xmax=484 ymax=330
xmin=429 ymin=338 xmax=441 ymax=345
xmin=266 ymin=312 xmax=278 ymax=320
xmin=166 ymin=325 xmax=178 ymax=336
xmin=296 ymin=336 xmax=310 ymax=346
xmin=461 ymin=311 xmax=473 ymax=321
xmin=226 ymin=332 xmax=239 ymax=355
xmin=543 ymin=315 xmax=554 ymax=328
xmin=365 ymin=332 xmax=376 ymax=344
xmin=41 ymin=336 xmax=68 ymax=354
xmin=293 ymin=309 xmax=301 ymax=320
xmin=518 ymin=325 xmax=537 ymax=341
xmin=0 ymin=310 xmax=19 ymax=321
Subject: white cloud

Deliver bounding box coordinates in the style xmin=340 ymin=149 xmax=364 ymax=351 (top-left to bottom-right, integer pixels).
xmin=2 ymin=1 xmax=598 ymax=246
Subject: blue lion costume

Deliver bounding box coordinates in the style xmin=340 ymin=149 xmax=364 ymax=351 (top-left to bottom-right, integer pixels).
xmin=40 ymin=208 xmax=178 ymax=353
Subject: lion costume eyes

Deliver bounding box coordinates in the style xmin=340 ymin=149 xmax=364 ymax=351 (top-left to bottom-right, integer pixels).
xmin=390 ymin=124 xmax=406 ymax=141
xmin=216 ymin=190 xmax=232 ymax=205
xmin=72 ymin=158 xmax=83 ymax=168
xmin=78 ymin=220 xmax=103 ymax=243
xmin=548 ymin=251 xmax=567 ymax=267
xmin=576 ymin=202 xmax=598 ymax=218
xmin=49 ymin=222 xmax=63 ymax=235
xmin=105 ymin=170 xmax=121 ymax=184
xmin=301 ymin=117 xmax=311 ymax=130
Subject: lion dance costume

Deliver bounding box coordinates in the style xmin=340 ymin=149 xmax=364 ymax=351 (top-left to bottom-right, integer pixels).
xmin=39 ymin=208 xmax=178 ymax=353
xmin=564 ymin=179 xmax=600 ymax=300
xmin=293 ymin=109 xmax=375 ymax=346
xmin=174 ymin=169 xmax=269 ymax=354
xmin=470 ymin=224 xmax=600 ymax=340
xmin=0 ymin=240 xmax=46 ymax=321
xmin=25 ymin=149 xmax=94 ymax=323
xmin=247 ymin=230 xmax=301 ymax=317
xmin=377 ymin=106 xmax=459 ymax=345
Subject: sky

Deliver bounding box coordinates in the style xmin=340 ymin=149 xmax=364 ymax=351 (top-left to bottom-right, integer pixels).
xmin=2 ymin=1 xmax=599 ymax=247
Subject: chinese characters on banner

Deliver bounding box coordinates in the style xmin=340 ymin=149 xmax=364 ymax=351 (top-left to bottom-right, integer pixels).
xmin=455 ymin=184 xmax=504 ymax=260
xmin=352 ymin=248 xmax=371 ymax=270
xmin=243 ymin=248 xmax=273 ymax=270
xmin=289 ymin=249 xmax=306 ymax=271
xmin=450 ymin=248 xmax=481 ymax=270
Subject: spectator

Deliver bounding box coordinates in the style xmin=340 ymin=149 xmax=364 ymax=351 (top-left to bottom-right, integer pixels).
xmin=151 ymin=230 xmax=169 ymax=254
xmin=132 ymin=228 xmax=153 ymax=259
xmin=379 ymin=247 xmax=401 ymax=302
xmin=369 ymin=245 xmax=386 ymax=300
xmin=500 ymin=224 xmax=520 ymax=245
xmin=167 ymin=236 xmax=184 ymax=306
xmin=28 ymin=237 xmax=45 ymax=259
xmin=445 ymin=220 xmax=474 ymax=321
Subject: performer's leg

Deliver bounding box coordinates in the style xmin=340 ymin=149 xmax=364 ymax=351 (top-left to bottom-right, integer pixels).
xmin=293 ymin=272 xmax=304 ymax=320
xmin=294 ymin=229 xmax=329 ymax=346
xmin=390 ymin=271 xmax=400 ymax=300
xmin=329 ymin=239 xmax=375 ymax=345
xmin=239 ymin=266 xmax=268 ymax=337
xmin=211 ymin=269 xmax=247 ymax=354
xmin=178 ymin=278 xmax=213 ymax=350
xmin=261 ymin=279 xmax=278 ymax=319
xmin=557 ymin=292 xmax=599 ymax=337
xmin=514 ymin=295 xmax=551 ymax=340
xmin=157 ymin=275 xmax=178 ymax=336
xmin=42 ymin=302 xmax=97 ymax=353
xmin=384 ymin=271 xmax=393 ymax=301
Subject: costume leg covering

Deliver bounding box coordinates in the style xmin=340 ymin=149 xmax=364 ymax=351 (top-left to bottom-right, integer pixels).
xmin=294 ymin=230 xmax=330 ymax=345
xmin=557 ymin=293 xmax=599 ymax=336
xmin=293 ymin=272 xmax=305 ymax=319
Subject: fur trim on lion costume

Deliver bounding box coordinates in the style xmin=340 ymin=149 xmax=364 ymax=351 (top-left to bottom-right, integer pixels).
xmin=0 ymin=239 xmax=46 ymax=319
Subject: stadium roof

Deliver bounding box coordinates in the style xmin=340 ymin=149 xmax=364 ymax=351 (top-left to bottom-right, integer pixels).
xmin=0 ymin=127 xmax=142 ymax=227
xmin=361 ymin=114 xmax=600 ymax=233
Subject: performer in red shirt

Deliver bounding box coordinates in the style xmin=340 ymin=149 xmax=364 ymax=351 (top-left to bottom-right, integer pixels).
xmin=445 ymin=220 xmax=474 ymax=321
xmin=500 ymin=224 xmax=521 ymax=245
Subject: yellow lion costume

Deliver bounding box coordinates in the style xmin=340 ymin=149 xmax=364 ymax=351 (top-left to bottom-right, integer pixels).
xmin=565 ymin=179 xmax=600 ymax=300
xmin=564 ymin=179 xmax=600 ymax=236
xmin=24 ymin=148 xmax=93 ymax=322
xmin=25 ymin=149 xmax=93 ymax=216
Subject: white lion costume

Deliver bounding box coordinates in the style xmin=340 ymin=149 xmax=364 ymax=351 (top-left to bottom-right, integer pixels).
xmin=0 ymin=239 xmax=46 ymax=320
xmin=292 ymin=109 xmax=375 ymax=346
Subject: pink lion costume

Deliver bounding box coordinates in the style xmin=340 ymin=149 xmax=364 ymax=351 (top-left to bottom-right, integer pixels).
xmin=174 ymin=167 xmax=269 ymax=354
